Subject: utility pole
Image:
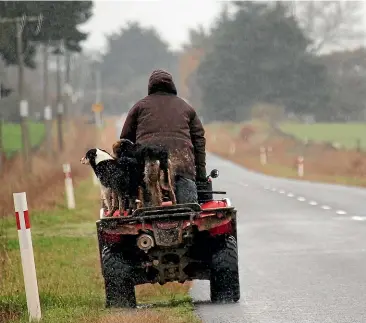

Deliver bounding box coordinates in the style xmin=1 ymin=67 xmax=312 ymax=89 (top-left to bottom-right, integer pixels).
xmin=94 ymin=68 xmax=103 ymax=128
xmin=64 ymin=50 xmax=71 ymax=120
xmin=42 ymin=43 xmax=49 ymax=112
xmin=0 ymin=114 xmax=3 ymax=172
xmin=0 ymin=15 xmax=42 ymax=172
xmin=42 ymin=43 xmax=53 ymax=159
xmin=55 ymin=41 xmax=64 ymax=152
xmin=0 ymin=58 xmax=6 ymax=172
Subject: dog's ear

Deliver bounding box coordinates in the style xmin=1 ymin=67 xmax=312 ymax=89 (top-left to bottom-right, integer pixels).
xmin=112 ymin=141 xmax=120 ymax=154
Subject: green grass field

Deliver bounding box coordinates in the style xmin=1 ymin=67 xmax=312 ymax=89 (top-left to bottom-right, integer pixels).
xmin=280 ymin=122 xmax=366 ymax=149
xmin=0 ymin=180 xmax=197 ymax=323
xmin=2 ymin=122 xmax=45 ymax=157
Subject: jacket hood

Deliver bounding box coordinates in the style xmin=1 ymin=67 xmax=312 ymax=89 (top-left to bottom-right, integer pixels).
xmin=148 ymin=69 xmax=177 ymax=95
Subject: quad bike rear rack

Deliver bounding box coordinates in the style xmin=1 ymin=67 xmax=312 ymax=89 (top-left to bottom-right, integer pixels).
xmin=197 ymin=190 xmax=227 ymax=194
xmin=99 ymin=202 xmax=236 ymax=229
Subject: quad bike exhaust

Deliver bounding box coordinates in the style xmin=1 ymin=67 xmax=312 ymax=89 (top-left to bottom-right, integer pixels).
xmin=137 ymin=234 xmax=155 ymax=252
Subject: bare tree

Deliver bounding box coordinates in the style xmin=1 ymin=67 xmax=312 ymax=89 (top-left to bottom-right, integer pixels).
xmin=290 ymin=1 xmax=365 ymax=54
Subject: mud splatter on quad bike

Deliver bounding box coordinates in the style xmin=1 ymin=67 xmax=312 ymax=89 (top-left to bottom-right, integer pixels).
xmin=96 ymin=169 xmax=240 ymax=308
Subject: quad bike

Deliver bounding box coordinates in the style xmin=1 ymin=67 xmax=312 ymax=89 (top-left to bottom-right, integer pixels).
xmin=96 ymin=169 xmax=240 ymax=308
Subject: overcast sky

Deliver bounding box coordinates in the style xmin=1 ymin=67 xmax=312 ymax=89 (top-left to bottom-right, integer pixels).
xmin=80 ymin=0 xmax=224 ymax=53
xmin=80 ymin=0 xmax=366 ymax=54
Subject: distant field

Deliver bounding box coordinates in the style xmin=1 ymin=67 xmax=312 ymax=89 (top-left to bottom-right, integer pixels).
xmin=205 ymin=122 xmax=243 ymax=135
xmin=280 ymin=122 xmax=366 ymax=149
xmin=3 ymin=122 xmax=45 ymax=157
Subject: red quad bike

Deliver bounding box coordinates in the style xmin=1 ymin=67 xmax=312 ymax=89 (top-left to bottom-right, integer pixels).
xmin=96 ymin=168 xmax=240 ymax=308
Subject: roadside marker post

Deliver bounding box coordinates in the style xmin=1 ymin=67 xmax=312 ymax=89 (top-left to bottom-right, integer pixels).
xmin=297 ymin=156 xmax=304 ymax=177
xmin=92 ymin=103 xmax=103 ymax=129
xmin=260 ymin=146 xmax=267 ymax=165
xmin=229 ymin=142 xmax=236 ymax=155
xmin=13 ymin=192 xmax=41 ymax=322
xmin=63 ymin=163 xmax=75 ymax=209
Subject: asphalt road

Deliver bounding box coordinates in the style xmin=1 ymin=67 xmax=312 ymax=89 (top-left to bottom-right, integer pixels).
xmin=191 ymin=153 xmax=366 ymax=323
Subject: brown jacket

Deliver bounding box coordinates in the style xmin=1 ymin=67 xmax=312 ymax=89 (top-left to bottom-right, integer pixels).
xmin=120 ymin=69 xmax=206 ymax=181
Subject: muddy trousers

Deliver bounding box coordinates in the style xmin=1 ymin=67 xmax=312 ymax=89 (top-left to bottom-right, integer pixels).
xmin=175 ymin=176 xmax=198 ymax=204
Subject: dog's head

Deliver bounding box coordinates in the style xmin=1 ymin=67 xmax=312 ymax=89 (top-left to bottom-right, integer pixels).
xmin=112 ymin=139 xmax=135 ymax=158
xmin=81 ymin=148 xmax=113 ymax=166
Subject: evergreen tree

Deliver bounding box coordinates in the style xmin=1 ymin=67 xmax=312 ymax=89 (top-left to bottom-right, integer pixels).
xmin=196 ymin=1 xmax=331 ymax=122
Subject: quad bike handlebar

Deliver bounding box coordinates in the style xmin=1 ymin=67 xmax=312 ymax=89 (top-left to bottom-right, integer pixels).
xmin=197 ymin=169 xmax=226 ymax=203
xmin=208 ymin=169 xmax=219 ymax=179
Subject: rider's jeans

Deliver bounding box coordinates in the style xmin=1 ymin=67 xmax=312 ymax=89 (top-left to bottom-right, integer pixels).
xmin=175 ymin=176 xmax=198 ymax=204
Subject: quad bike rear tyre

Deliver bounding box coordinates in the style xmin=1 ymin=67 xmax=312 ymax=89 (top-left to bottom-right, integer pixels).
xmin=210 ymin=235 xmax=240 ymax=303
xmin=101 ymin=246 xmax=136 ymax=308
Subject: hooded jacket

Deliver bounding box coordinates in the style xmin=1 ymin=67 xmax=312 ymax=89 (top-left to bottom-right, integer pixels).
xmin=120 ymin=69 xmax=206 ymax=181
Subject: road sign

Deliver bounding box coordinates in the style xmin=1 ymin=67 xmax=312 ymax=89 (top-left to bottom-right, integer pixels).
xmin=92 ymin=103 xmax=103 ymax=113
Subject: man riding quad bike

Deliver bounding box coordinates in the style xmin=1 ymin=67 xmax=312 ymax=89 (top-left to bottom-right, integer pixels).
xmin=95 ymin=70 xmax=240 ymax=308
xmin=120 ymin=69 xmax=206 ymax=205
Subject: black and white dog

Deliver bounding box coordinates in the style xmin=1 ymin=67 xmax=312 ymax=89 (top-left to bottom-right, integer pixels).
xmin=80 ymin=148 xmax=139 ymax=215
xmin=112 ymin=139 xmax=176 ymax=207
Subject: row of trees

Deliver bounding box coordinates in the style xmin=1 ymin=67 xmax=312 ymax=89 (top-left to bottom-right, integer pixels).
xmin=183 ymin=1 xmax=366 ymax=122
xmin=195 ymin=2 xmax=330 ymax=121
xmin=0 ymin=1 xmax=93 ymax=121
xmin=0 ymin=1 xmax=92 ymax=68
xmin=98 ymin=22 xmax=178 ymax=114
xmin=41 ymin=0 xmax=362 ymax=122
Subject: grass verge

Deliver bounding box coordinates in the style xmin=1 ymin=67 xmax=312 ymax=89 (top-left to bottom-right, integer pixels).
xmin=3 ymin=122 xmax=45 ymax=157
xmin=0 ymin=180 xmax=199 ymax=323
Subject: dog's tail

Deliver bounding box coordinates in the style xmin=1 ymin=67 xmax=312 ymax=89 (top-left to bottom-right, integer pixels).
xmin=162 ymin=169 xmax=169 ymax=189
xmin=144 ymin=160 xmax=160 ymax=184
xmin=160 ymin=159 xmax=174 ymax=191
xmin=158 ymin=152 xmax=170 ymax=189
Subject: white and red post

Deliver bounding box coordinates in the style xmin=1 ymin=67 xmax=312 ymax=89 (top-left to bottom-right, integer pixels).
xmin=260 ymin=146 xmax=267 ymax=165
xmin=297 ymin=156 xmax=304 ymax=177
xmin=229 ymin=142 xmax=236 ymax=155
xmin=13 ymin=192 xmax=41 ymax=322
xmin=63 ymin=163 xmax=75 ymax=209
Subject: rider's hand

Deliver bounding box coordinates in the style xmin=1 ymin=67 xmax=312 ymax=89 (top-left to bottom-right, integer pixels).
xmin=196 ymin=173 xmax=207 ymax=183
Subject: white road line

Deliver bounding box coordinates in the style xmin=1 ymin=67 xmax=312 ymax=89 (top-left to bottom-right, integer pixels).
xmin=321 ymin=205 xmax=331 ymax=210
xmin=336 ymin=210 xmax=347 ymax=215
xmin=287 ymin=193 xmax=294 ymax=197
xmin=279 ymin=190 xmax=285 ymax=194
xmin=352 ymin=216 xmax=366 ymax=221
xmin=264 ymin=187 xmax=270 ymax=190
xmin=309 ymin=201 xmax=318 ymax=206
xmin=271 ymin=188 xmax=277 ymax=192
xmin=297 ymin=197 xmax=306 ymax=201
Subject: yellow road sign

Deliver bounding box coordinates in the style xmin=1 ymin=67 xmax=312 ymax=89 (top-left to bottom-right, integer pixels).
xmin=92 ymin=103 xmax=103 ymax=112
